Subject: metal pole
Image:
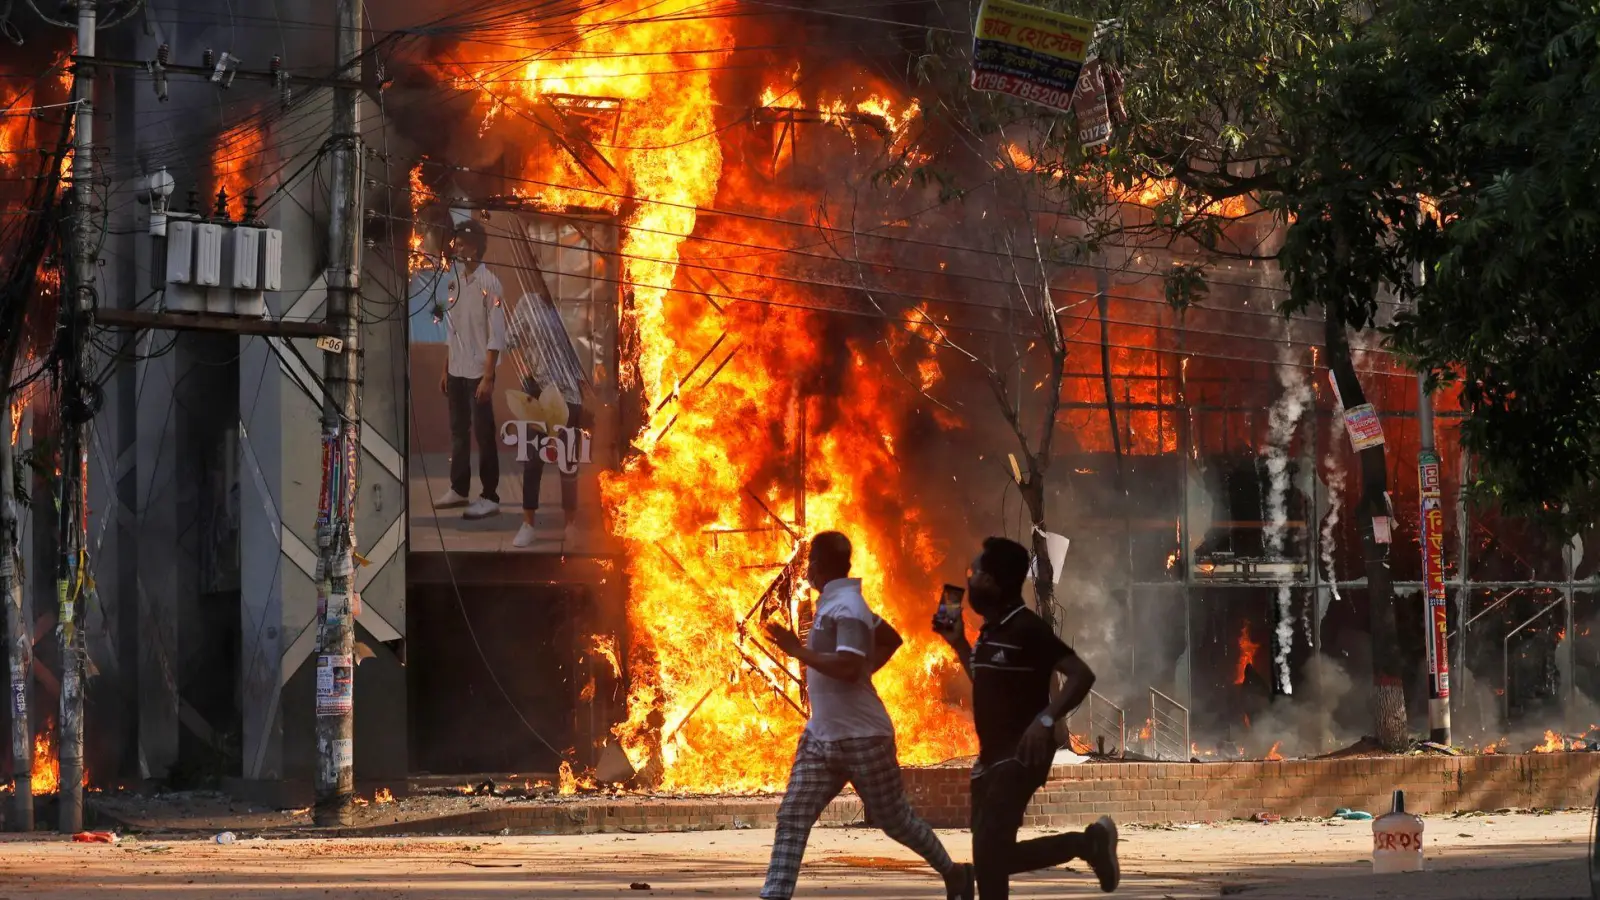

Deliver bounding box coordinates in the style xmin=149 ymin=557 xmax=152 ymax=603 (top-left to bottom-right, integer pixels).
xmin=1 ymin=419 xmax=30 ymax=830
xmin=57 ymin=0 xmax=98 ymax=834
xmin=1455 ymin=446 xmax=1472 ymax=737
xmin=312 ymin=0 xmax=365 ymax=827
xmin=1417 ymin=378 xmax=1450 ymax=745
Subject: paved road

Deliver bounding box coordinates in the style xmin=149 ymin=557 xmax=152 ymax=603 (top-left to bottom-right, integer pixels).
xmin=0 ymin=810 xmax=1590 ymax=898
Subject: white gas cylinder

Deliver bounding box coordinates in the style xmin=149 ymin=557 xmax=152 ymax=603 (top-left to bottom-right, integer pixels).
xmin=1371 ymin=789 xmax=1424 ymax=873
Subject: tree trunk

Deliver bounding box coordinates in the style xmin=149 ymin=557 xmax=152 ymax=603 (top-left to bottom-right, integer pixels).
xmin=1324 ymin=300 xmax=1409 ymax=751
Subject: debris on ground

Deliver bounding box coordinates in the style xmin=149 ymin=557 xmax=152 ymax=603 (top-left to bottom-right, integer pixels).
xmin=1314 ymin=737 xmax=1385 ymax=759
xmin=71 ymin=831 xmax=118 ymax=844
xmin=1252 ymin=813 xmax=1281 ymax=824
xmin=1331 ymin=808 xmax=1373 ymax=821
xmin=629 ymin=882 xmax=652 ymax=890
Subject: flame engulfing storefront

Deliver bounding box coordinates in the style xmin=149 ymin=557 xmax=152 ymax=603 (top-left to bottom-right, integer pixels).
xmin=378 ymin=0 xmax=1600 ymax=790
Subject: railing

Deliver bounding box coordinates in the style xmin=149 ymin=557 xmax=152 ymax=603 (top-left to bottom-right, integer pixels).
xmin=1504 ymin=597 xmax=1565 ymax=724
xmin=1148 ymin=688 xmax=1190 ymax=762
xmin=1067 ymin=689 xmax=1126 ymax=758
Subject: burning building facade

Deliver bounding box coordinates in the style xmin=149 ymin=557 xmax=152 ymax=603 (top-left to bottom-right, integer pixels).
xmin=0 ymin=0 xmax=1594 ymax=808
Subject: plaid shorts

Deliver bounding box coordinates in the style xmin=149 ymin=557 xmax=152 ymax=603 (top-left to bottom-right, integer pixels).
xmin=760 ymin=732 xmax=954 ymax=899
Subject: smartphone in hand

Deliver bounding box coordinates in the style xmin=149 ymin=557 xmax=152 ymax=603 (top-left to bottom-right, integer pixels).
xmin=933 ymin=584 xmax=964 ymax=630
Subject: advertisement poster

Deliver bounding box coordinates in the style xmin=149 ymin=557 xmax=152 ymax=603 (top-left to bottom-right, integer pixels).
xmin=1342 ymin=402 xmax=1385 ymax=452
xmin=1418 ymin=450 xmax=1450 ymax=698
xmin=971 ymin=0 xmax=1094 ymax=113
xmin=1073 ymin=56 xmax=1113 ymax=148
xmin=316 ymin=654 xmax=353 ymax=717
xmin=407 ymin=208 xmax=621 ymax=555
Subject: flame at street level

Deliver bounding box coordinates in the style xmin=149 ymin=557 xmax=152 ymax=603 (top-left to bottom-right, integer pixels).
xmin=558 ymin=760 xmax=599 ymax=795
xmin=1530 ymin=730 xmax=1585 ymax=753
xmin=1265 ymin=741 xmax=1284 ymax=761
xmin=1234 ymin=621 xmax=1261 ymax=686
xmin=454 ymin=4 xmax=973 ymax=792
xmin=32 ymin=730 xmax=58 ymax=795
xmin=29 ymin=719 xmax=75 ymax=795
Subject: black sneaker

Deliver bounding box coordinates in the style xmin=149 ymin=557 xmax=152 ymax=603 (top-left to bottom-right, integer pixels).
xmin=943 ymin=862 xmax=974 ymax=900
xmin=1087 ymin=816 xmax=1120 ymax=892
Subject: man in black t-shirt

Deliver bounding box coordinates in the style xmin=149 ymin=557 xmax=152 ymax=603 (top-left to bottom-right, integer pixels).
xmin=934 ymin=536 xmax=1120 ymax=897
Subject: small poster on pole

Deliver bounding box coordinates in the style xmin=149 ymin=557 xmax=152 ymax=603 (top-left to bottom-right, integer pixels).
xmin=1342 ymin=403 xmax=1385 ymax=451
xmin=316 ymin=654 xmax=354 ymax=717
xmin=1072 ymin=23 xmax=1124 ymax=150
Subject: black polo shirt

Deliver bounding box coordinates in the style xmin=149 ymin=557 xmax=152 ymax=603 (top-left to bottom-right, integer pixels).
xmin=972 ymin=604 xmax=1076 ymax=765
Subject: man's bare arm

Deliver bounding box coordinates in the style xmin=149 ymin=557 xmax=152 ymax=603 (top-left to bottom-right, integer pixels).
xmin=1041 ymin=652 xmax=1096 ymax=722
xmin=765 ymin=623 xmax=866 ymax=681
xmin=869 ymin=619 xmax=903 ymax=673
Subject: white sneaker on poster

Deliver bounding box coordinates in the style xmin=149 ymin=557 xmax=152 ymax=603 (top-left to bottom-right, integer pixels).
xmin=434 ymin=489 xmax=469 ymax=509
xmin=512 ymin=522 xmax=539 ymax=549
xmin=462 ymin=497 xmax=500 ymax=520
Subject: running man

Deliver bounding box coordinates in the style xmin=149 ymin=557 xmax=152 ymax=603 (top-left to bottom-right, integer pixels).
xmin=933 ymin=536 xmax=1120 ymax=897
xmin=761 ymin=531 xmax=974 ymax=900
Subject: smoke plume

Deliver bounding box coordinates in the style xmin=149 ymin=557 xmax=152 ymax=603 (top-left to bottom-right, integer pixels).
xmin=1263 ymin=334 xmax=1311 ymax=694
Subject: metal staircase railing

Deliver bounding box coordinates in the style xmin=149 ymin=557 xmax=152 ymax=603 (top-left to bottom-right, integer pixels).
xmin=1148 ymin=688 xmax=1190 ymax=762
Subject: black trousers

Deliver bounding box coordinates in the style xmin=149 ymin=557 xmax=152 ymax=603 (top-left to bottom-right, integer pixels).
xmin=971 ymin=760 xmax=1092 ymax=900
xmin=521 ymin=390 xmax=582 ymax=513
xmin=447 ymin=374 xmax=499 ymax=503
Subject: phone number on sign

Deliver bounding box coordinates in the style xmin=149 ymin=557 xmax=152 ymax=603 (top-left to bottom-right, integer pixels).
xmin=972 ymin=71 xmax=1074 ymax=110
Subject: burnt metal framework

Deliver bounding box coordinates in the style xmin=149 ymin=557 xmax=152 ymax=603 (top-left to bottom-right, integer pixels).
xmin=1065 ymin=351 xmax=1590 ymax=754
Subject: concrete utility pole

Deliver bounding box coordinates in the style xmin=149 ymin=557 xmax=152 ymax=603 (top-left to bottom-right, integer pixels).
xmin=58 ymin=0 xmax=99 ymax=834
xmin=2 ymin=416 xmax=29 ymax=830
xmin=313 ymin=0 xmax=365 ymax=827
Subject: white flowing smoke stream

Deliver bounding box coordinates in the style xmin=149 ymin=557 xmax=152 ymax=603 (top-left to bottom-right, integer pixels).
xmin=1263 ymin=333 xmax=1311 ymax=695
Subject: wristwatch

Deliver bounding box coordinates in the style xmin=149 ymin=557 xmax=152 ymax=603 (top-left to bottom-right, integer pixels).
xmin=1037 ymin=713 xmax=1055 ymax=730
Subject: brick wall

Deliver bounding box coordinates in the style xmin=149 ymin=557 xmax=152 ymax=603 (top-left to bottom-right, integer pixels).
xmin=902 ymin=753 xmax=1600 ymax=827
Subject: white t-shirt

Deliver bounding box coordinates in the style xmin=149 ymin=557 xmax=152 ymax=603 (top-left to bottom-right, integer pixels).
xmin=803 ymin=578 xmax=896 ymax=742
xmin=444 ymin=260 xmax=508 ymax=380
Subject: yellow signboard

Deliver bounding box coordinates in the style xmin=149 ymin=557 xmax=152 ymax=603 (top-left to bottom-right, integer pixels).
xmin=971 ymin=0 xmax=1094 ymax=112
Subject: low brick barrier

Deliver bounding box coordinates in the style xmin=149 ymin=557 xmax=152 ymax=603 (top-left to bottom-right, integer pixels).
xmin=142 ymin=753 xmax=1600 ymax=837
xmin=327 ymin=796 xmax=863 ymax=837
xmin=902 ymin=752 xmax=1600 ymax=827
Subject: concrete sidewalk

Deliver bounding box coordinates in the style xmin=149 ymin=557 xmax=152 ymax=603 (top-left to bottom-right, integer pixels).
xmin=0 ymin=809 xmax=1589 ymax=898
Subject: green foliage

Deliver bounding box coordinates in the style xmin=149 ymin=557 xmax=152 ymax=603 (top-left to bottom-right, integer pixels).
xmin=904 ymin=0 xmax=1600 ymax=527
xmin=1279 ymin=0 xmax=1600 ymax=529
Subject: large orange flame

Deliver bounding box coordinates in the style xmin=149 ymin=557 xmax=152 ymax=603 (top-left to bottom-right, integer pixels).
xmin=449 ymin=6 xmax=975 ymax=791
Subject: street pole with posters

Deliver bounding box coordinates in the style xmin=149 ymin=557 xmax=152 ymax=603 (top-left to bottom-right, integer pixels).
xmin=56 ymin=0 xmax=101 ymax=834
xmin=1413 ymin=199 xmax=1450 ymax=748
xmin=1417 ymin=361 xmax=1451 ymax=747
xmin=1427 ymin=387 xmax=1452 ymax=743
xmin=312 ymin=0 xmax=365 ymax=827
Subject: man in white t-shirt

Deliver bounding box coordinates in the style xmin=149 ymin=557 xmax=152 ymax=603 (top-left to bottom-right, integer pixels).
xmin=761 ymin=531 xmax=973 ymax=900
xmin=434 ymin=218 xmax=507 ymax=520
